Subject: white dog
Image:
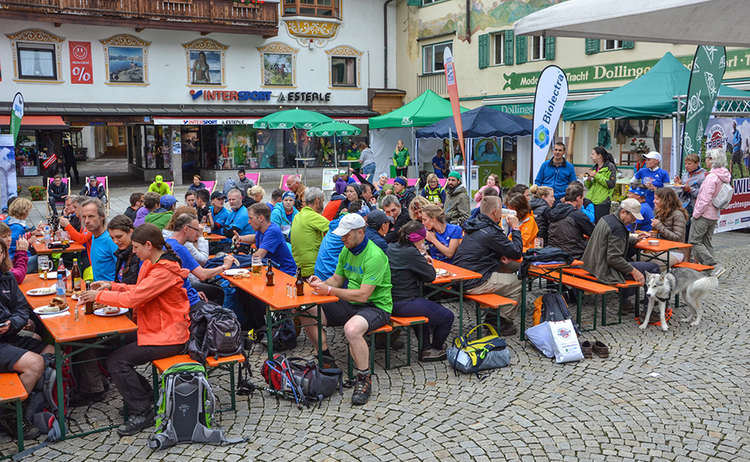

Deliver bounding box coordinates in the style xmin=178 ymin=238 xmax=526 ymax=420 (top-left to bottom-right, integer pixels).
xmin=642 ymin=268 xmax=718 ymax=331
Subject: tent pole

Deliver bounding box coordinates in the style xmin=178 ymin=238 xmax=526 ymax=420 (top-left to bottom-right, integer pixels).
xmin=412 ymin=127 xmax=416 ymax=177
xmin=672 ymin=115 xmax=679 ymax=178
xmin=334 ymin=135 xmax=338 ymax=170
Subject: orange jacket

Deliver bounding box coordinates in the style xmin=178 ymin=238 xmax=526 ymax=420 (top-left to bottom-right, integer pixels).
xmin=508 ymin=213 xmax=539 ymax=252
xmin=96 ymin=256 xmax=190 ymax=346
xmin=65 ymin=223 xmax=92 ymax=261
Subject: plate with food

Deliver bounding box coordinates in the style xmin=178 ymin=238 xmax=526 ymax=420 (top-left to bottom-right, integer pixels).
xmin=26 ymin=286 xmax=56 ymax=296
xmin=34 ymin=296 xmax=69 ymax=315
xmin=224 ymin=268 xmax=250 ymax=277
xmin=94 ymin=306 xmax=129 ymax=317
xmin=435 ymin=268 xmax=453 ymax=278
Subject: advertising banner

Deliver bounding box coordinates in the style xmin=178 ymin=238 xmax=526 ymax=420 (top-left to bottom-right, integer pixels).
xmin=681 ymin=46 xmax=726 ymax=167
xmin=0 ymin=134 xmax=18 ymax=208
xmin=443 ymin=48 xmax=465 ymax=163
xmin=69 ymin=41 xmax=93 ymax=84
xmin=532 ymin=66 xmax=568 ymax=180
xmin=10 ymin=92 xmax=23 ymax=145
xmin=704 ymin=117 xmax=750 ymax=232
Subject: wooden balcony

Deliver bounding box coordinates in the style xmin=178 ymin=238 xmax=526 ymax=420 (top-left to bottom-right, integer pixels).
xmin=417 ymin=73 xmax=447 ymax=97
xmin=0 ymin=0 xmax=279 ymax=36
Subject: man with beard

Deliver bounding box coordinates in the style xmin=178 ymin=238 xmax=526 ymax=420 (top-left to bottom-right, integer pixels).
xmin=443 ymin=171 xmax=470 ymax=226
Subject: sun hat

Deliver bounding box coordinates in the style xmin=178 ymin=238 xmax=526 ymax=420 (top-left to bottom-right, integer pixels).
xmin=333 ymin=213 xmax=366 ymax=237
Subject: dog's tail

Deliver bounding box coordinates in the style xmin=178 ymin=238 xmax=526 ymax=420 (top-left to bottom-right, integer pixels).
xmin=694 ymin=276 xmax=719 ymax=292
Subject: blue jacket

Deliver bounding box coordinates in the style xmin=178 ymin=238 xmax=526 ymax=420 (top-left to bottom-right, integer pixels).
xmin=225 ymin=205 xmax=253 ymax=236
xmin=365 ymin=227 xmax=389 ymax=253
xmin=210 ymin=206 xmax=230 ymax=234
xmin=634 ymin=167 xmax=670 ymax=208
xmin=314 ymin=217 xmax=344 ymax=281
xmin=4 ymin=217 xmax=32 ymax=260
xmin=270 ymin=202 xmax=298 ymax=240
xmin=534 ymin=159 xmax=577 ymax=199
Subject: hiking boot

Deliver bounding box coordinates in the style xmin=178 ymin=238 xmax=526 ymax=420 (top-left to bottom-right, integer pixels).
xmin=69 ymin=390 xmax=106 ymax=408
xmin=116 ymin=408 xmax=155 ymax=437
xmin=351 ymin=373 xmax=371 ymax=406
xmin=321 ymin=353 xmax=338 ymax=370
xmin=499 ymin=317 xmax=517 ymax=337
xmin=420 ymin=347 xmax=447 ymax=362
xmin=620 ymin=300 xmax=635 ymax=314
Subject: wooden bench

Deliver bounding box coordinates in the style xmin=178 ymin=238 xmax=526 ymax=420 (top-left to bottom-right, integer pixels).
xmin=0 ymin=373 xmax=28 ymax=454
xmin=562 ymin=267 xmax=645 ymax=326
xmin=151 ymin=353 xmax=246 ymax=412
xmin=465 ymin=293 xmax=517 ymax=335
xmin=673 ymin=261 xmax=714 ymax=271
xmin=347 ymin=324 xmax=392 ymax=381
xmin=390 ymin=316 xmax=428 ymax=366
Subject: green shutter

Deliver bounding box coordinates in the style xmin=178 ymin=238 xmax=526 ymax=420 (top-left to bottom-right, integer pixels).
xmin=504 ymin=30 xmax=514 ymax=65
xmin=516 ymin=35 xmax=527 ymax=64
xmin=622 ymin=40 xmax=635 ymax=49
xmin=407 ymin=0 xmax=420 ymax=6
xmin=585 ymin=38 xmax=600 ymax=55
xmin=545 ymin=36 xmax=556 ymax=60
xmin=478 ymin=33 xmax=489 ymax=69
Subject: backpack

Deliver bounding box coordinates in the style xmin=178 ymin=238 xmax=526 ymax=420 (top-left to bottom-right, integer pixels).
xmin=712 ymin=181 xmax=734 ymax=209
xmin=519 ymin=247 xmax=573 ymax=279
xmin=24 ymin=352 xmax=74 ymax=442
xmin=261 ymin=354 xmax=343 ymax=409
xmin=149 ymin=363 xmax=243 ymax=450
xmin=446 ymin=324 xmax=511 ymax=378
xmin=187 ymin=302 xmax=243 ymax=362
xmin=532 ymin=292 xmax=579 ymax=334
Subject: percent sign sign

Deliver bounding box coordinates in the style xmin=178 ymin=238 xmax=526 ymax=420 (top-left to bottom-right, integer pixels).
xmin=69 ymin=42 xmax=93 ymax=84
xmin=72 ymin=66 xmax=91 ymax=83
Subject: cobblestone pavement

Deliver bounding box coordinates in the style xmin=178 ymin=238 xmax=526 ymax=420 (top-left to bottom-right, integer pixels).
xmin=3 ymin=181 xmax=749 ymax=461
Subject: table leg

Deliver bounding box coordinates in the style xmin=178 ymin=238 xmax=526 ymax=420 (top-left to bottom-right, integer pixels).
xmin=265 ymin=308 xmax=274 ymax=361
xmin=576 ymin=290 xmax=583 ymax=329
xmin=316 ymin=308 xmax=323 ymax=369
xmin=55 ymin=343 xmax=66 ymax=440
xmin=15 ymin=399 xmax=23 ymax=452
xmin=458 ymin=281 xmax=464 ymax=334
xmin=520 ymin=275 xmax=527 ymax=341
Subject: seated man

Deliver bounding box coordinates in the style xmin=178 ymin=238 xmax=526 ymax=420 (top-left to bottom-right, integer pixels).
xmin=443 ymin=171 xmax=470 ymax=226
xmin=184 ymin=190 xmax=196 ymax=208
xmin=545 ymin=182 xmax=595 ymax=259
xmin=626 ymin=187 xmax=654 ymax=233
xmin=224 ymin=188 xmax=254 ymax=238
xmin=582 ymin=198 xmax=660 ymax=313
xmin=452 ymin=196 xmax=522 ymax=336
xmin=123 ymin=192 xmax=143 ymax=223
xmin=80 ymin=176 xmax=106 ymax=204
xmin=381 ymin=195 xmax=409 ymax=243
xmin=147 ymin=174 xmax=171 ymax=196
xmin=145 ymin=195 xmax=176 ymax=230
xmin=61 ymin=199 xmax=118 ymax=281
xmin=365 ymin=209 xmax=391 ymax=253
xmin=235 ymin=203 xmax=297 ymax=276
xmin=306 ymin=213 xmax=392 ymax=406
xmin=209 ymin=191 xmax=229 ymax=234
xmin=194 ymin=189 xmax=212 ymax=227
xmin=290 ymin=187 xmax=329 ymax=278
xmin=47 ymin=174 xmax=67 ymax=217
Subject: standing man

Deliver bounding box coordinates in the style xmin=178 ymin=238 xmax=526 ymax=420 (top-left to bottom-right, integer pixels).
xmin=633 ymin=151 xmax=670 ymax=208
xmin=286 ymin=174 xmax=307 ymax=210
xmin=534 ymin=142 xmax=577 ymax=201
xmin=290 ymin=187 xmax=329 ymax=277
xmin=60 ymin=199 xmax=118 ymax=281
xmin=222 ymin=168 xmax=255 ymax=197
xmin=443 ymin=171 xmax=470 ymax=226
xmin=61 ymin=140 xmax=80 ymax=184
xmin=306 ymin=213 xmax=392 ymax=405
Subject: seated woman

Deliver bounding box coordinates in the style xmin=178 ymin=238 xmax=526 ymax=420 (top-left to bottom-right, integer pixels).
xmin=506 ymin=193 xmax=538 ymax=252
xmin=338 ymin=184 xmax=370 ymax=216
xmin=652 ymin=187 xmax=689 ymax=268
xmin=107 ymin=215 xmax=140 ymax=285
xmin=270 ymin=191 xmax=298 ymax=241
xmin=473 ymin=173 xmax=501 ymax=206
xmin=408 ymin=195 xmax=430 ymax=221
xmin=421 ymin=204 xmax=462 ymax=264
xmin=387 ymin=220 xmax=454 ymax=361
xmin=420 ymin=173 xmax=445 ymax=205
xmin=78 ymin=224 xmax=191 ymax=437
xmin=0 ymin=222 xmax=28 ymax=284
xmin=4 ymin=198 xmax=37 ymax=273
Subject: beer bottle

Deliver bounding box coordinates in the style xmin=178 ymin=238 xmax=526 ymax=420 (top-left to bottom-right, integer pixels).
xmin=265 ymin=261 xmax=274 ymax=287
xmin=71 ymin=258 xmax=82 ymax=292
xmin=85 ymin=280 xmax=95 ymax=315
xmin=295 ymin=268 xmax=304 ymax=296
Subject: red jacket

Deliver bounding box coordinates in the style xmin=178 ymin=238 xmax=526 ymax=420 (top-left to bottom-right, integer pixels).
xmin=96 ymin=256 xmax=190 ymax=346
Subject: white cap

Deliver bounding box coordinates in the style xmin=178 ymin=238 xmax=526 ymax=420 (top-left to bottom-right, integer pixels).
xmin=644 ymin=151 xmax=662 ymax=162
xmin=333 ymin=213 xmax=367 ymax=237
xmin=620 ymin=198 xmax=644 ymax=220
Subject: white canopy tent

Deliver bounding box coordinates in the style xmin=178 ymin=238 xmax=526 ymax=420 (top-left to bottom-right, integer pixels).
xmin=514 ymin=0 xmax=750 ymax=47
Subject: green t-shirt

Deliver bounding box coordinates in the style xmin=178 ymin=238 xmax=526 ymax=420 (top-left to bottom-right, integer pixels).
xmin=148 ymin=182 xmax=171 ymax=196
xmin=290 ymin=206 xmax=330 ymax=277
xmin=335 ymin=240 xmax=393 ymax=314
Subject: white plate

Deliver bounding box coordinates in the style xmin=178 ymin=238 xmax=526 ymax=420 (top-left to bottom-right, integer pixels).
xmin=26 ymin=286 xmax=56 ymax=296
xmin=33 ymin=305 xmax=69 ymax=315
xmin=39 ymin=270 xmax=71 ymax=280
xmin=435 ymin=268 xmax=452 ymax=278
xmin=224 ymin=268 xmax=250 ymax=276
xmin=94 ymin=307 xmax=129 ymax=317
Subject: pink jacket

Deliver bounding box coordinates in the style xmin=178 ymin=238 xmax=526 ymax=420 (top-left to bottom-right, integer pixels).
xmin=473 ymin=185 xmax=501 ymax=203
xmin=11 ymin=251 xmax=27 ymax=285
xmin=693 ymin=167 xmax=731 ymax=221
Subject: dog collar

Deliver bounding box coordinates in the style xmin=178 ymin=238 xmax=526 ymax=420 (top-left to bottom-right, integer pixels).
xmin=655 ymin=295 xmax=670 ymax=303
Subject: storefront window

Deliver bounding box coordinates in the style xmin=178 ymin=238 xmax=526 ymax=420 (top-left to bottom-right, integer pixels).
xmin=15 ymin=131 xmax=39 ymax=177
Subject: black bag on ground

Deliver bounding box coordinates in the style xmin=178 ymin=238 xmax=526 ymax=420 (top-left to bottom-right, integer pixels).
xmin=187 ymin=302 xmax=243 ymax=362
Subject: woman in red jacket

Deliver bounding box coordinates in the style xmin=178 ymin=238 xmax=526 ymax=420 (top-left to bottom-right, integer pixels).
xmin=78 ymin=223 xmax=191 ymax=437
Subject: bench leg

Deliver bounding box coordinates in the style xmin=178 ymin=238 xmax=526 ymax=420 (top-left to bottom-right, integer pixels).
xmin=152 ymin=364 xmax=159 ymax=406
xmin=15 ymin=399 xmax=23 ymax=453
xmin=369 ymin=333 xmax=376 ymax=374
xmin=601 ymin=293 xmax=608 ymax=326
xmin=229 ymin=363 xmax=236 ymax=412
xmin=417 ymin=324 xmax=424 ymax=363
xmin=405 ymin=327 xmax=411 ymax=367
xmin=385 ymin=331 xmax=391 ymax=370
xmin=347 ymin=347 xmax=353 ymax=381
xmin=520 ymin=276 xmax=528 ymax=341
xmin=576 ymin=290 xmax=583 ymax=329
xmin=592 ymin=293 xmax=598 ymax=331
xmin=458 ymin=282 xmax=464 ymax=334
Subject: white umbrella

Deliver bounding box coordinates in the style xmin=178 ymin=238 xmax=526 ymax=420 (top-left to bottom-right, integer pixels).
xmin=514 ymin=0 xmax=750 ymax=47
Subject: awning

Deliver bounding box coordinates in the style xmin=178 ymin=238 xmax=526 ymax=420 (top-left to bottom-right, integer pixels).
xmin=153 ymin=116 xmax=369 ymax=126
xmin=0 ymin=115 xmax=67 ymax=128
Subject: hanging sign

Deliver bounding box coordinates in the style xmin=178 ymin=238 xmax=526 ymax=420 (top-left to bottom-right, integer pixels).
xmin=69 ymin=41 xmax=93 ymax=84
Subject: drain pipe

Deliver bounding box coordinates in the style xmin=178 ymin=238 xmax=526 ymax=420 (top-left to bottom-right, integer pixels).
xmin=384 ymin=0 xmax=394 ymax=87
xmin=465 ymin=0 xmax=471 ymax=43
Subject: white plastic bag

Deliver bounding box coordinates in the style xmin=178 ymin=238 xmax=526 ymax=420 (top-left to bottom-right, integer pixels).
xmin=525 ymin=322 xmax=555 ymax=358
xmin=549 ymin=319 xmax=584 ymax=363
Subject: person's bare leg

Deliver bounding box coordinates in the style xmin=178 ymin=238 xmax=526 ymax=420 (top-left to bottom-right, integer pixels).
xmin=344 ymin=316 xmax=370 ymax=370
xmin=14 ymin=352 xmax=45 ymax=393
xmin=302 ymin=305 xmax=329 ymax=352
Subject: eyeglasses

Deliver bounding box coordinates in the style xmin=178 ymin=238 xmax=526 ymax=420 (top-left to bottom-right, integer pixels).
xmin=187 ymin=225 xmax=201 ymax=233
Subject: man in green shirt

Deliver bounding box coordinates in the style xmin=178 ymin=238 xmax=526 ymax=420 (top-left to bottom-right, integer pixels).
xmin=307 ymin=213 xmax=392 ymax=406
xmin=290 ymin=187 xmax=329 ymax=277
xmin=147 ymin=174 xmax=171 ymax=196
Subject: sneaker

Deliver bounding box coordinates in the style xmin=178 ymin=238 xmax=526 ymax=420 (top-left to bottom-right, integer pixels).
xmin=321 ymin=353 xmax=338 ymax=370
xmin=712 ymin=265 xmax=727 ymax=278
xmin=420 ymin=347 xmax=447 ymax=362
xmin=351 ymin=373 xmax=371 ymax=406
xmin=116 ymin=409 xmax=155 ymax=437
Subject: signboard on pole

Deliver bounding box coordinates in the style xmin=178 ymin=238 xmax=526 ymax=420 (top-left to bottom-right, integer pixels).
xmin=10 ymin=92 xmax=24 ymax=145
xmin=0 ymin=134 xmax=18 ymax=209
xmin=532 ymin=66 xmax=568 ymax=180
xmin=681 ymin=45 xmax=726 ymax=166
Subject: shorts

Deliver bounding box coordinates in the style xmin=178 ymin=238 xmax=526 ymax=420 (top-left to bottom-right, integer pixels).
xmin=0 ymin=335 xmax=47 ymax=372
xmin=321 ymin=300 xmax=390 ymax=331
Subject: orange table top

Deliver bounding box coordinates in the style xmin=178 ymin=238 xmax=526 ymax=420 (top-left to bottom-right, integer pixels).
xmin=0 ymin=373 xmax=28 ymax=402
xmin=205 ymin=233 xmax=226 ymax=241
xmin=222 ymin=269 xmax=338 ymax=311
xmin=32 ymin=240 xmax=86 ymax=255
xmin=21 ymin=274 xmax=137 ymax=343
xmin=635 ymin=238 xmax=692 ymax=252
xmin=431 ymin=260 xmax=482 ymax=285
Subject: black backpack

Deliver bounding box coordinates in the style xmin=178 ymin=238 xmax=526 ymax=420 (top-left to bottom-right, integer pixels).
xmin=519 ymin=247 xmax=573 ymax=279
xmin=187 ymin=302 xmax=243 ymax=362
xmin=533 ymin=292 xmax=580 ymax=335
xmin=261 ymin=354 xmax=343 ymax=409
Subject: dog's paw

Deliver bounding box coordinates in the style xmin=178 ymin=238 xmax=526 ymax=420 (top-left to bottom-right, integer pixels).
xmin=639 ymin=323 xmax=647 ymax=330
xmin=690 ymin=319 xmax=700 ymax=327
xmin=661 ymin=324 xmax=668 ymax=332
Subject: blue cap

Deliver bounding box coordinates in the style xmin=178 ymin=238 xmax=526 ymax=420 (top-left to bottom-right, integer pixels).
xmin=160 ymin=195 xmax=177 ymax=209
xmin=282 ymin=191 xmax=296 ymax=200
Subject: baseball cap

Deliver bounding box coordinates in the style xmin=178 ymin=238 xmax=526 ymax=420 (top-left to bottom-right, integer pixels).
xmin=210 ymin=191 xmax=225 ymax=201
xmin=629 ymin=187 xmax=647 ymax=197
xmin=620 ymin=198 xmax=644 ymax=220
xmin=333 ymin=213 xmax=366 ymax=237
xmin=367 ymin=209 xmax=393 ymax=229
xmin=160 ymin=195 xmax=177 ymax=209
xmin=155 ymin=174 xmax=163 ymax=183
xmin=643 ymin=151 xmax=662 ymax=162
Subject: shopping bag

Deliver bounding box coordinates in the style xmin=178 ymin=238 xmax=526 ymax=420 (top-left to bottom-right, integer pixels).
xmin=548 ymin=319 xmax=583 ymax=363
xmin=525 ymin=322 xmax=555 ymax=358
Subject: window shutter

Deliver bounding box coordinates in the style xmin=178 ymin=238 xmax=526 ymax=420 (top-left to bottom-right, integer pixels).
xmin=478 ymin=33 xmax=489 ymax=69
xmin=504 ymin=29 xmax=514 ymax=65
xmin=407 ymin=0 xmax=420 ymax=6
xmin=545 ymin=36 xmax=556 ymax=60
xmin=585 ymin=38 xmax=600 ymax=55
xmin=622 ymin=40 xmax=635 ymax=49
xmin=516 ymin=35 xmax=527 ymax=64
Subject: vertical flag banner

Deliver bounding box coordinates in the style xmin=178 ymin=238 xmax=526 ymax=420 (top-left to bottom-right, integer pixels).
xmin=10 ymin=92 xmax=24 ymax=145
xmin=69 ymin=41 xmax=93 ymax=84
xmin=532 ymin=66 xmax=568 ymax=180
xmin=443 ymin=48 xmax=465 ymax=165
xmin=681 ymin=45 xmax=726 ymax=168
xmin=0 ymin=135 xmax=18 ymax=209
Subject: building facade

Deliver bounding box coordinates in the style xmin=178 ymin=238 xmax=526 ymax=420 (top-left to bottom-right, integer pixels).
xmin=0 ymin=0 xmax=399 ymax=183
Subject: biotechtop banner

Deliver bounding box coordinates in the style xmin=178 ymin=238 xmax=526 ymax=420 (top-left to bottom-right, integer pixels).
xmin=532 ymin=66 xmax=568 ymax=179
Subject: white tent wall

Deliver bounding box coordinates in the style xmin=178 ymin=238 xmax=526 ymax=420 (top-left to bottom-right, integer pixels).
xmin=370 ymin=128 xmax=444 ymax=178
xmin=516 ymin=136 xmax=533 ymax=185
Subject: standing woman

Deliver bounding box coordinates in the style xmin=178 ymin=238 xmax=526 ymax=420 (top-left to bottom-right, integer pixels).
xmin=422 ymin=204 xmax=462 ymax=263
xmin=78 ymin=224 xmax=190 ymax=436
xmin=473 ymin=173 xmax=501 ymax=205
xmin=584 ymin=146 xmax=618 ymax=223
xmin=107 ymin=215 xmax=140 ymax=285
xmin=652 ymin=188 xmax=688 ymax=268
xmin=387 ymin=220 xmax=454 ymax=361
xmin=358 ymin=142 xmax=377 ymax=183
xmin=393 ymin=139 xmax=410 ymax=177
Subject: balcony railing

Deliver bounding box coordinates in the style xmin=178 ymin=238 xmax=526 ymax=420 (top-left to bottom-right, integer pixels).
xmin=417 ymin=72 xmax=447 ymax=97
xmin=0 ymin=0 xmax=279 ymax=36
